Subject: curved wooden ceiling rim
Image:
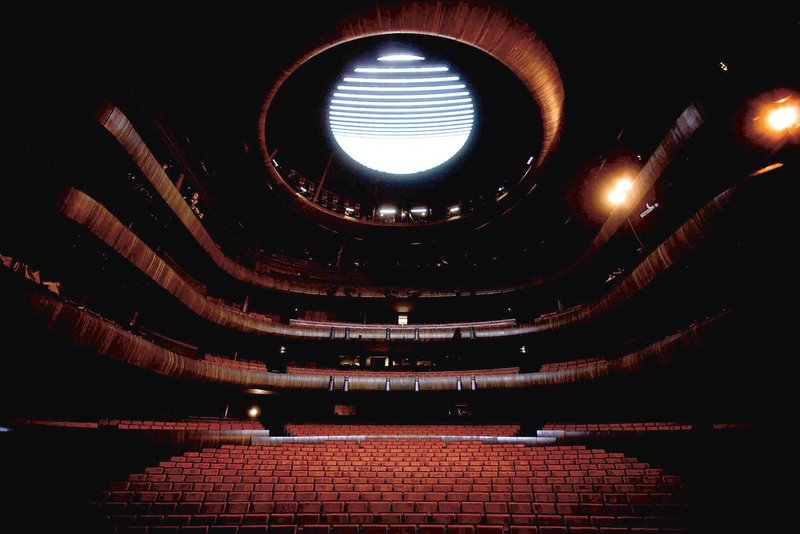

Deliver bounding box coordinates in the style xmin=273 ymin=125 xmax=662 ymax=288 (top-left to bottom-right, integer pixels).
xmin=256 ymin=1 xmax=565 ymax=231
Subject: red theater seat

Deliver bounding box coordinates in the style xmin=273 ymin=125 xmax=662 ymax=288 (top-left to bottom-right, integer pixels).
xmin=97 ymin=441 xmax=687 ymax=534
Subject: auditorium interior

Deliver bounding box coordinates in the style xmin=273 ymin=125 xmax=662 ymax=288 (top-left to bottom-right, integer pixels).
xmin=2 ymin=2 xmax=798 ymax=533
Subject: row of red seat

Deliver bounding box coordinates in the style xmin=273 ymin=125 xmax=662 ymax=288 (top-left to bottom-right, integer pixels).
xmin=539 ymin=359 xmax=606 ymax=373
xmin=95 ymin=441 xmax=687 ymax=533
xmin=288 ymin=319 xmax=517 ymax=331
xmin=542 ymin=424 xmax=692 ymax=432
xmin=286 ymin=368 xmax=519 ymax=378
xmin=283 ymin=426 xmax=521 ymax=437
xmin=90 ymin=526 xmax=684 ymax=533
xmin=99 ymin=419 xmax=265 ymax=431
xmin=206 ymin=355 xmax=267 ymax=371
xmin=7 ymin=418 xmax=263 ymax=431
xmin=11 ymin=419 xmax=99 ymax=429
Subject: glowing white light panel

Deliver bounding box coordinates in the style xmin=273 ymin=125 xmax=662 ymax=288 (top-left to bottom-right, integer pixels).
xmin=329 ymin=52 xmax=474 ymax=175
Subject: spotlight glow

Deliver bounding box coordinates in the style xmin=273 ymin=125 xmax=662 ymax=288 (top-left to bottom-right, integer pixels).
xmin=616 ymin=178 xmax=634 ymax=191
xmin=608 ymin=177 xmax=635 ymax=206
xmin=766 ymin=105 xmax=799 ymax=131
xmin=330 ymin=51 xmax=474 ymax=175
xmin=609 ymin=188 xmax=627 ymax=205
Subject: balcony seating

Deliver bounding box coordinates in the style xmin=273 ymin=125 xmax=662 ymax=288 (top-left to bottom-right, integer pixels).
xmin=98 ymin=418 xmax=265 ymax=431
xmin=284 ymin=426 xmax=521 ymax=438
xmin=206 ymin=355 xmax=268 ymax=372
xmin=286 ymin=368 xmax=519 ymax=378
xmin=7 ymin=418 xmax=265 ymax=431
xmin=95 ymin=440 xmax=688 ymax=533
xmin=289 ymin=319 xmax=517 ymax=331
xmin=10 ymin=419 xmax=99 ymax=429
xmin=60 ymin=177 xmax=746 ymax=341
xmin=287 ymin=318 xmax=518 ymax=341
xmin=541 ymin=423 xmax=693 ymax=434
xmin=539 ymin=359 xmax=606 ymax=373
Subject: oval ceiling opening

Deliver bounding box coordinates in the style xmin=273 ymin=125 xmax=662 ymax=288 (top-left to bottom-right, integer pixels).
xmin=329 ymin=50 xmax=475 ymax=175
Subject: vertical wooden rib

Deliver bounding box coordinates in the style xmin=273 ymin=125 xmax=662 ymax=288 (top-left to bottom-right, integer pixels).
xmin=9 ymin=285 xmax=727 ymax=391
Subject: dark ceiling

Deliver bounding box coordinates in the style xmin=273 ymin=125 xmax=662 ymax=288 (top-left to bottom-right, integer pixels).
xmin=6 ymin=1 xmax=798 ymax=286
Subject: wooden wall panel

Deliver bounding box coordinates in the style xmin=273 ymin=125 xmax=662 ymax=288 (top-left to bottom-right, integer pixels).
xmin=100 ymin=100 xmax=701 ymax=299
xmin=580 ymin=105 xmax=704 ymax=264
xmin=59 ymin=174 xmax=751 ymax=340
xmin=58 ymin=187 xmax=509 ymax=340
xmin=11 ymin=284 xmax=727 ymax=391
xmin=97 ymin=102 xmax=392 ymax=298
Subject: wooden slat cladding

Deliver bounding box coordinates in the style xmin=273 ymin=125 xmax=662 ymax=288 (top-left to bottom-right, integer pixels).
xmin=581 ymin=105 xmax=704 ymax=264
xmin=59 ymin=171 xmax=751 ymax=340
xmin=97 ymin=102 xmax=510 ymax=298
xmin=254 ymin=2 xmax=563 ymax=236
xmin=515 ymin=178 xmax=745 ymax=335
xmin=100 ymin=102 xmax=704 ymax=300
xmin=96 ymin=103 xmax=308 ymax=295
xmin=58 ymin=186 xmax=314 ymax=338
xmin=57 ymin=187 xmax=513 ymax=340
xmin=10 ymin=285 xmax=727 ymax=391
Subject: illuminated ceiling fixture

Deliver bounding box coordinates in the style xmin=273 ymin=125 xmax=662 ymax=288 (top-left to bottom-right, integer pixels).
xmin=608 ymin=177 xmax=635 ymax=205
xmin=377 ymin=54 xmax=424 ymax=62
xmin=330 ymin=98 xmax=472 ymax=107
xmin=766 ymin=103 xmax=799 ymax=132
xmin=329 ymin=50 xmax=475 ymax=175
xmin=616 ymin=178 xmax=633 ymax=191
xmin=745 ymin=91 xmax=800 ymax=146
